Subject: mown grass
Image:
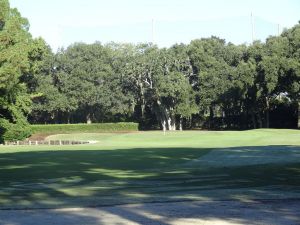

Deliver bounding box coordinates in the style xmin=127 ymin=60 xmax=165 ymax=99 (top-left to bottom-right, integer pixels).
xmin=47 ymin=128 xmax=300 ymax=145
xmin=0 ymin=129 xmax=300 ymax=208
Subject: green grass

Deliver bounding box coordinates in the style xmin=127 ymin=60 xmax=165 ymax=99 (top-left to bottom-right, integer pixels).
xmin=0 ymin=129 xmax=300 ymax=209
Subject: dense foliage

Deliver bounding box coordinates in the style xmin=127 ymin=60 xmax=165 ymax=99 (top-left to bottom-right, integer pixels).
xmin=30 ymin=30 xmax=299 ymax=131
xmin=0 ymin=0 xmax=34 ymax=141
xmin=0 ymin=0 xmax=299 ymax=141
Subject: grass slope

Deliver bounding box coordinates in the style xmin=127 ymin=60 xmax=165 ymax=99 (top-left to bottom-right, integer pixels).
xmin=0 ymin=129 xmax=300 ymax=209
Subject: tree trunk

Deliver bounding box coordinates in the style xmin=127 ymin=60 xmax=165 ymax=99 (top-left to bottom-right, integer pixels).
xmin=179 ymin=116 xmax=183 ymax=131
xmin=86 ymin=113 xmax=92 ymax=124
xmin=141 ymin=103 xmax=145 ymax=119
xmin=66 ymin=110 xmax=70 ymax=124
xmin=167 ymin=116 xmax=172 ymax=130
xmin=265 ymin=110 xmax=270 ymax=128
xmin=251 ymin=111 xmax=257 ymax=129
xmin=298 ymin=102 xmax=300 ymax=129
xmin=51 ymin=112 xmax=55 ymax=123
xmin=156 ymin=100 xmax=176 ymax=131
xmin=139 ymin=83 xmax=145 ymax=119
xmin=170 ymin=117 xmax=176 ymax=131
xmin=265 ymin=97 xmax=270 ymax=128
xmin=209 ymin=106 xmax=214 ymax=129
xmin=257 ymin=114 xmax=263 ymax=128
xmin=162 ymin=119 xmax=166 ymax=133
xmin=166 ymin=109 xmax=176 ymax=131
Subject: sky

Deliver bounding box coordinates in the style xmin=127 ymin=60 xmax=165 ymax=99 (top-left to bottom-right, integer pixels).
xmin=10 ymin=0 xmax=300 ymax=51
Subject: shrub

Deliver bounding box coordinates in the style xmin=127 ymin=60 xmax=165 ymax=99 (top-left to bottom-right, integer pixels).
xmin=0 ymin=118 xmax=32 ymax=142
xmin=30 ymin=122 xmax=139 ymax=134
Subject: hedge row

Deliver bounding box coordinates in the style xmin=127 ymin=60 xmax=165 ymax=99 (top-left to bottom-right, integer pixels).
xmin=30 ymin=122 xmax=139 ymax=134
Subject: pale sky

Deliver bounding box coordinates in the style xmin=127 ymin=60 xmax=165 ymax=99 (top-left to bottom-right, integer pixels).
xmin=10 ymin=0 xmax=300 ymax=51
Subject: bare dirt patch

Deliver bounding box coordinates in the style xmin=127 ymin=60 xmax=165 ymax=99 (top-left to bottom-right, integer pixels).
xmin=28 ymin=133 xmax=51 ymax=141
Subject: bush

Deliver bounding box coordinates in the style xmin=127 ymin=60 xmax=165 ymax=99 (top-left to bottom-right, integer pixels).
xmin=30 ymin=122 xmax=139 ymax=134
xmin=0 ymin=118 xmax=32 ymax=142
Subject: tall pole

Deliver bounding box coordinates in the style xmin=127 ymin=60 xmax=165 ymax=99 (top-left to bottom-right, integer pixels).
xmin=251 ymin=12 xmax=255 ymax=43
xmin=277 ymin=24 xmax=280 ymax=36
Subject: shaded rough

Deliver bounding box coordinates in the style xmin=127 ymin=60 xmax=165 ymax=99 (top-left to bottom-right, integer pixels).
xmin=0 ymin=200 xmax=300 ymax=225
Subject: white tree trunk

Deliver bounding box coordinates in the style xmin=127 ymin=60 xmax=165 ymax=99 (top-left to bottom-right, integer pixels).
xmin=167 ymin=116 xmax=172 ymax=130
xmin=166 ymin=113 xmax=177 ymax=130
xmin=170 ymin=117 xmax=176 ymax=130
xmin=156 ymin=99 xmax=177 ymax=131
xmin=265 ymin=97 xmax=270 ymax=128
xmin=86 ymin=113 xmax=92 ymax=124
xmin=179 ymin=116 xmax=183 ymax=131
xmin=162 ymin=119 xmax=166 ymax=134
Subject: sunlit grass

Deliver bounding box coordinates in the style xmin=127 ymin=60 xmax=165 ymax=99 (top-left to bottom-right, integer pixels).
xmin=0 ymin=129 xmax=299 ymax=209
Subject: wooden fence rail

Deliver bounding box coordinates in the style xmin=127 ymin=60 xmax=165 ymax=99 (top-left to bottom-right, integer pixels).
xmin=4 ymin=140 xmax=90 ymax=146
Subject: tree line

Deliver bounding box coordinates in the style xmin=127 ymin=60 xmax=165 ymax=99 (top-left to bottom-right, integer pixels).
xmin=0 ymin=0 xmax=299 ymax=140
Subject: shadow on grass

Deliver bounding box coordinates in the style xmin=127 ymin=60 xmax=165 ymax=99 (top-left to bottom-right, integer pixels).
xmin=1 ymin=199 xmax=300 ymax=225
xmin=0 ymin=145 xmax=300 ymax=224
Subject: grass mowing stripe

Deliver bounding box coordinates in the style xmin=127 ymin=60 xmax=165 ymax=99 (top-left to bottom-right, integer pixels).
xmin=0 ymin=129 xmax=299 ymax=208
